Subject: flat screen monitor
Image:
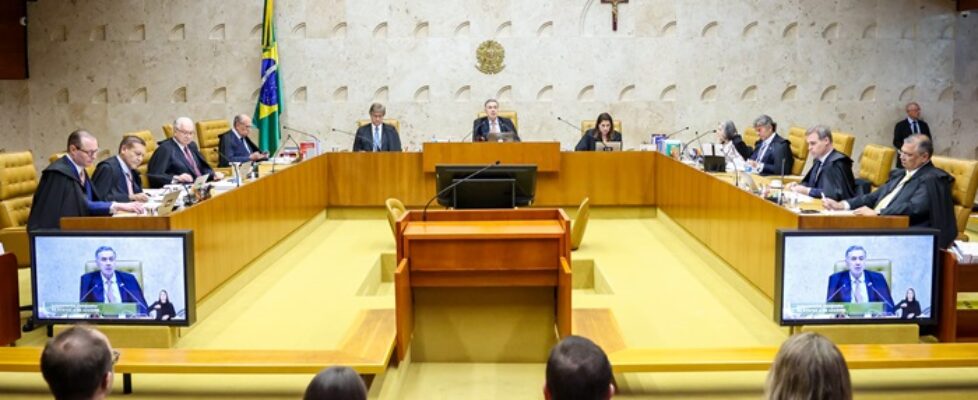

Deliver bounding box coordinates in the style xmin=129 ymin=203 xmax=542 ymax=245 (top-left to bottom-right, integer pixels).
xmin=30 ymin=230 xmax=196 ymax=326
xmin=435 ymin=164 xmax=537 ymax=207
xmin=775 ymin=229 xmax=939 ymax=326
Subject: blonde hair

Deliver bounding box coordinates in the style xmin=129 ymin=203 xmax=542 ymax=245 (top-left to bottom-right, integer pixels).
xmin=765 ymin=332 xmax=852 ymax=400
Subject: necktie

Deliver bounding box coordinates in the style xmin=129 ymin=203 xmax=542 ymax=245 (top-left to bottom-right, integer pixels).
xmin=755 ymin=141 xmax=769 ymax=161
xmin=241 ymin=137 xmax=250 ymax=153
xmin=106 ymin=279 xmax=117 ymax=303
xmin=874 ymin=171 xmax=912 ymax=212
xmin=183 ymin=146 xmax=202 ymax=176
xmin=853 ymin=279 xmax=864 ymax=303
xmin=373 ymin=126 xmax=381 ymax=151
xmin=78 ymin=170 xmax=86 ymax=186
xmin=811 ymin=160 xmax=823 ymax=184
xmin=490 ymin=120 xmax=500 ymax=134
xmin=124 ymin=171 xmax=134 ymax=196
xmin=911 ymin=121 xmax=919 ymax=134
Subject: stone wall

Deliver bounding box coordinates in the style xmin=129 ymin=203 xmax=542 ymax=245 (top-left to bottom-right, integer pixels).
xmin=1 ymin=0 xmax=974 ymax=169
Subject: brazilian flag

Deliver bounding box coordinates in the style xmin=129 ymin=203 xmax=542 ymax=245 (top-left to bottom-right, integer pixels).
xmin=254 ymin=0 xmax=282 ymax=153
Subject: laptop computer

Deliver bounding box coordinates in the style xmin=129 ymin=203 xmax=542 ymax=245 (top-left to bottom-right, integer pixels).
xmin=146 ymin=190 xmax=181 ymax=216
xmin=486 ymin=131 xmax=517 ymax=142
xmin=595 ymin=141 xmax=623 ymax=152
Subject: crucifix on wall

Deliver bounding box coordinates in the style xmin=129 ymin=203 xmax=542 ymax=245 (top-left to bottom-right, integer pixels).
xmin=601 ymin=0 xmax=628 ymax=31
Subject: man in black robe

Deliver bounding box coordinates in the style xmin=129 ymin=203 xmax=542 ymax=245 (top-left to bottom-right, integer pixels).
xmin=786 ymin=125 xmax=856 ymax=201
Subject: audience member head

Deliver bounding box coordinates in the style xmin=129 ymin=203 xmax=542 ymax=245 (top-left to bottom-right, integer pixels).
xmin=593 ymin=113 xmax=615 ymax=139
xmin=303 ymin=366 xmax=367 ymax=400
xmin=905 ymin=102 xmax=921 ymax=120
xmin=765 ymin=332 xmax=851 ymax=400
xmin=368 ymin=103 xmax=386 ymax=126
xmin=41 ymin=325 xmax=116 ymax=400
xmin=67 ymin=129 xmax=99 ymax=168
xmin=717 ymin=120 xmax=738 ymax=143
xmin=172 ymin=117 xmax=196 ymax=146
xmin=753 ymin=115 xmax=777 ymax=140
xmin=843 ymin=245 xmax=866 ymax=278
xmin=232 ymin=114 xmax=253 ymax=138
xmin=899 ymin=134 xmax=932 ymax=170
xmin=484 ymin=98 xmax=499 ymax=120
xmin=117 ymin=135 xmax=146 ymax=170
xmin=804 ymin=125 xmax=834 ymax=159
xmin=544 ymin=335 xmax=614 ymax=400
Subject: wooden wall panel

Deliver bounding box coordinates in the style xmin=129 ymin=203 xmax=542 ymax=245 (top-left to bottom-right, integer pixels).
xmin=326 ymin=152 xmax=429 ymax=207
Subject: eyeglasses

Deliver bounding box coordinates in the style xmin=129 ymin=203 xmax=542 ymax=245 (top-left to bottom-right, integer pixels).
xmin=174 ymin=128 xmax=196 ymax=135
xmin=111 ymin=350 xmax=120 ymax=365
xmin=897 ymin=150 xmax=918 ymax=159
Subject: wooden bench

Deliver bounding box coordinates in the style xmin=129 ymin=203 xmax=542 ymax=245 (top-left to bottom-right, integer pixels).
xmin=0 ymin=309 xmax=396 ymax=394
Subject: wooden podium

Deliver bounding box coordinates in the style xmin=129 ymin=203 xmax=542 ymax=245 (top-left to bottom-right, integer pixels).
xmin=422 ymin=142 xmax=561 ymax=172
xmin=393 ymin=209 xmax=572 ymax=361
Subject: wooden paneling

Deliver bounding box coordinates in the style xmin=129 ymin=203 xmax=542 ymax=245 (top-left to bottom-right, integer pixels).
xmin=422 ymin=142 xmax=561 ymax=172
xmin=0 ymin=0 xmax=27 ymax=79
xmin=326 ymin=152 xmax=430 ymax=207
xmin=0 ymin=253 xmax=20 ymax=346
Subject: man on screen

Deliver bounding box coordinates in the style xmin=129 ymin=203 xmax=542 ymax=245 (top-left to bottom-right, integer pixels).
xmin=79 ymin=246 xmax=148 ymax=315
xmin=472 ymin=98 xmax=520 ymax=142
xmin=825 ymin=245 xmax=895 ymax=313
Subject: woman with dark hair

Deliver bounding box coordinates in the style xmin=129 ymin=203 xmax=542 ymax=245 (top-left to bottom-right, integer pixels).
xmin=575 ymin=113 xmax=622 ymax=151
xmin=149 ymin=290 xmax=176 ymax=321
xmin=896 ymin=288 xmax=922 ymax=319
xmin=716 ymin=120 xmax=752 ymax=160
xmin=304 ymin=366 xmax=367 ymax=400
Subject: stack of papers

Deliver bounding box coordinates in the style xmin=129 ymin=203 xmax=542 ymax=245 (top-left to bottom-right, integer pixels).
xmin=951 ymin=241 xmax=978 ymax=263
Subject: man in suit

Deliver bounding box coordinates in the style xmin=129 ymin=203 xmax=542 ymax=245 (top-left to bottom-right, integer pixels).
xmin=92 ymin=135 xmax=149 ymax=203
xmin=892 ymin=102 xmax=931 ymax=168
xmin=472 ymin=98 xmax=520 ymax=142
xmin=825 ymin=245 xmax=895 ymax=313
xmin=545 ymin=335 xmax=615 ymax=400
xmin=41 ymin=325 xmax=116 ymax=400
xmin=353 ymin=103 xmax=402 ymax=152
xmin=79 ymin=246 xmax=148 ymax=315
xmin=27 ymin=130 xmax=145 ymax=231
xmin=785 ymin=125 xmax=856 ymax=201
xmin=218 ymin=114 xmax=267 ymax=166
xmin=824 ymin=134 xmax=957 ymax=249
xmin=146 ymin=117 xmax=223 ymax=188
xmin=746 ymin=114 xmax=792 ymax=176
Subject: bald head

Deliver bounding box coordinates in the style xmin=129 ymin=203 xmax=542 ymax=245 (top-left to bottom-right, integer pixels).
xmin=41 ymin=326 xmax=115 ymax=400
xmin=232 ymin=114 xmax=253 ymax=137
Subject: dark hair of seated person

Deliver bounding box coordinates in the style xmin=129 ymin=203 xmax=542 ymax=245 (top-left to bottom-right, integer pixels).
xmin=303 ymin=366 xmax=367 ymax=400
xmin=545 ymin=335 xmax=615 ymax=400
xmin=765 ymin=332 xmax=852 ymax=400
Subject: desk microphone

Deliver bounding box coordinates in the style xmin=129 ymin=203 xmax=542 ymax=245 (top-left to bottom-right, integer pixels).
xmin=215 ymin=149 xmax=242 ymax=188
xmin=283 ymin=125 xmax=323 ymax=155
xmin=421 ymin=160 xmax=500 ymax=221
xmin=664 ymin=126 xmax=690 ymax=139
xmin=556 ymin=116 xmax=579 ymax=133
xmin=270 ymin=133 xmax=301 ymax=174
xmin=867 ymin=282 xmax=894 ymax=309
xmin=681 ymin=129 xmax=715 ymax=159
xmin=457 ymin=128 xmax=475 ymax=142
xmin=332 ymin=127 xmax=374 ymax=151
xmin=827 ymin=283 xmax=847 ymax=303
xmin=119 ymin=282 xmax=150 ymax=314
xmin=80 ymin=281 xmax=100 ymax=302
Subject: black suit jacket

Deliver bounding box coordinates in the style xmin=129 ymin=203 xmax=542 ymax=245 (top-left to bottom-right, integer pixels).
xmin=472 ymin=117 xmax=520 ymax=142
xmin=846 ymin=161 xmax=957 ymax=248
xmin=575 ymin=130 xmax=622 ymax=151
xmin=799 ymin=150 xmax=856 ymax=201
xmin=27 ymin=156 xmax=112 ymax=231
xmin=730 ymin=135 xmax=752 ymax=160
xmin=217 ymin=130 xmax=262 ymax=166
xmin=893 ymin=118 xmax=931 ymax=148
xmin=146 ymin=139 xmax=215 ymax=188
xmin=92 ymin=156 xmax=143 ymax=202
xmin=748 ymin=134 xmax=793 ymax=176
xmin=353 ymin=123 xmax=402 ymax=152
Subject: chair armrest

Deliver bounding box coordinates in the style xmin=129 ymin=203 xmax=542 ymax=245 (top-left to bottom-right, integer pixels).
xmin=0 ymin=227 xmax=30 ymax=269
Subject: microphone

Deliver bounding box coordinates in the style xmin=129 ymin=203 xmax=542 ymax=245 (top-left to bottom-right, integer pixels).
xmin=332 ymin=127 xmax=375 ymax=151
xmin=866 ymin=282 xmax=894 ymax=309
xmin=826 ymin=283 xmax=847 ymax=303
xmin=215 ymin=149 xmax=243 ymax=187
xmin=80 ymin=280 xmax=100 ymax=303
xmin=556 ymin=116 xmax=579 ymax=133
xmin=283 ymin=125 xmax=322 ymax=156
xmin=118 ymin=282 xmax=150 ymax=314
xmin=681 ymin=129 xmax=715 ymax=158
xmin=664 ymin=126 xmax=690 ymax=139
xmin=457 ymin=129 xmax=475 ymax=142
xmin=421 ymin=161 xmax=501 ymax=221
xmin=270 ymin=133 xmax=301 ymax=174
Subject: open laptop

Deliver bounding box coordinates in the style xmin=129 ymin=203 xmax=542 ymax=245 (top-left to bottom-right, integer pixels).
xmin=146 ymin=190 xmax=180 ymax=216
xmin=595 ymin=141 xmax=622 ymax=152
xmin=486 ymin=131 xmax=517 ymax=142
xmin=737 ymin=170 xmax=760 ymax=193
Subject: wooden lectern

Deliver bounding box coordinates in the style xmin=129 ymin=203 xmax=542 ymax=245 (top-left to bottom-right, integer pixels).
xmin=393 ymin=209 xmax=572 ymax=361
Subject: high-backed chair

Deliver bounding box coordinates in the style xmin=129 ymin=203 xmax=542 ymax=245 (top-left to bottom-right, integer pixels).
xmin=580 ymin=120 xmax=623 ymax=136
xmin=476 ymin=111 xmax=519 ymax=131
xmin=162 ymin=123 xmax=174 ymax=139
xmin=932 ymin=156 xmax=978 ymax=241
xmin=571 ymin=197 xmax=590 ymax=251
xmin=831 ymin=131 xmax=856 ymax=157
xmin=0 ymin=151 xmax=37 ymax=268
xmin=385 ymin=198 xmax=406 ymax=238
xmin=356 ymin=119 xmax=401 ymax=134
xmin=742 ymin=127 xmax=759 ymax=150
xmin=196 ymin=119 xmax=230 ymax=169
xmin=856 ymin=144 xmax=897 ymax=193
xmin=787 ymin=127 xmax=808 ymax=176
xmin=125 ymin=130 xmax=158 ymax=189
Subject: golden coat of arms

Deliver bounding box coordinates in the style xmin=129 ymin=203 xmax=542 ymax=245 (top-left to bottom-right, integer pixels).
xmin=476 ymin=40 xmax=505 ymax=74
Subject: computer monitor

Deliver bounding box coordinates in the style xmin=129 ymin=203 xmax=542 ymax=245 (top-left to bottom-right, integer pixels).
xmin=595 ymin=141 xmax=622 ymax=152
xmin=486 ymin=131 xmax=517 ymax=142
xmin=30 ymin=230 xmax=196 ymax=326
xmin=774 ymin=229 xmax=939 ymax=326
xmin=435 ymin=164 xmax=537 ymax=208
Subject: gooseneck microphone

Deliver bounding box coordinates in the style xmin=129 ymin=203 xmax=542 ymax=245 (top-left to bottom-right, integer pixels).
xmin=119 ymin=282 xmax=150 ymax=314
xmin=332 ymin=127 xmax=374 ymax=150
xmin=826 ymin=283 xmax=847 ymax=303
xmin=421 ymin=160 xmax=501 ymax=221
xmin=664 ymin=126 xmax=690 ymax=139
xmin=556 ymin=116 xmax=579 ymax=133
xmin=283 ymin=125 xmax=322 ymax=155
xmin=867 ymin=282 xmax=894 ymax=309
xmin=270 ymin=134 xmax=301 ymax=174
xmin=80 ymin=280 xmax=100 ymax=302
xmin=681 ymin=129 xmax=715 ymax=158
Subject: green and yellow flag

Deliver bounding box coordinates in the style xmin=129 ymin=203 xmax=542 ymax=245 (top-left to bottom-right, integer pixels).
xmin=254 ymin=0 xmax=283 ymax=153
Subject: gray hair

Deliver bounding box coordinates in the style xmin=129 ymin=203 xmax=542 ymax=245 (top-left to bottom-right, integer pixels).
xmin=173 ymin=117 xmax=194 ymax=131
xmin=232 ymin=114 xmax=250 ymax=126
xmin=368 ymin=103 xmax=386 ymax=115
xmin=904 ymin=134 xmax=933 ymax=157
xmin=720 ymin=120 xmax=738 ymax=141
xmin=484 ymin=98 xmax=499 ymax=107
xmin=806 ymin=125 xmax=833 ymax=143
xmin=753 ymin=114 xmax=775 ymax=130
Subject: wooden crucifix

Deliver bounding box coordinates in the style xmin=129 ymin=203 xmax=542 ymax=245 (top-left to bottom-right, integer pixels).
xmin=601 ymin=0 xmax=628 ymax=31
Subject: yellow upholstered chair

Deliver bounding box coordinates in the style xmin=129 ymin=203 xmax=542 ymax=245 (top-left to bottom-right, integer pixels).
xmin=195 ymin=119 xmax=230 ymax=169
xmin=831 ymin=131 xmax=856 ymax=157
xmin=162 ymin=124 xmax=174 ymax=139
xmin=570 ymin=197 xmax=590 ymax=251
xmin=476 ymin=111 xmax=519 ymax=131
xmin=857 ymin=144 xmax=897 ymax=189
xmin=742 ymin=127 xmax=759 ymax=149
xmin=125 ymin=130 xmax=158 ymax=189
xmin=0 ymin=151 xmax=37 ymax=268
xmin=48 ymin=152 xmax=98 ymax=177
xmin=932 ymin=156 xmax=978 ymax=241
xmin=580 ymin=120 xmax=623 ymax=136
xmin=833 ymin=260 xmax=892 ymax=289
xmin=787 ymin=127 xmax=808 ymax=176
xmin=356 ymin=119 xmax=401 ymax=134
xmin=385 ymin=198 xmax=406 ymax=237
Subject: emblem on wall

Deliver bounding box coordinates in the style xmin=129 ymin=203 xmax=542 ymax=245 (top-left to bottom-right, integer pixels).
xmin=475 ymin=40 xmax=505 ymax=75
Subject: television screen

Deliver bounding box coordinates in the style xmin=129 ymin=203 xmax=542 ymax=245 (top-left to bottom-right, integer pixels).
xmin=435 ymin=164 xmax=537 ymax=207
xmin=31 ymin=230 xmax=195 ymax=326
xmin=775 ymin=229 xmax=939 ymax=326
